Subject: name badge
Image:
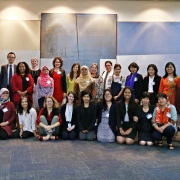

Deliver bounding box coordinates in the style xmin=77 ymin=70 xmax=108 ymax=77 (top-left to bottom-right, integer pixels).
xmin=134 ymin=77 xmax=137 ymax=82
xmin=119 ymin=81 xmax=122 ymax=84
xmin=168 ymin=77 xmax=173 ymax=81
xmin=57 ymin=71 xmax=61 ymax=74
xmin=86 ymin=80 xmax=90 ymax=83
xmin=47 ymin=80 xmax=51 ymax=84
xmin=106 ymin=113 xmax=109 ymax=118
xmin=68 ymin=123 xmax=71 ymax=127
xmin=26 ymin=77 xmax=29 ymax=81
xmin=146 ymin=114 xmax=152 ymax=119
xmin=152 ymin=82 xmax=155 ymax=85
xmin=166 ymin=113 xmax=171 ymax=118
xmin=2 ymin=108 xmax=8 ymax=112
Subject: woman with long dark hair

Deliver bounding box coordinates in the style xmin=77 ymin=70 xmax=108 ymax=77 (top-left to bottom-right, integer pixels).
xmin=18 ymin=97 xmax=37 ymax=138
xmin=61 ymin=92 xmax=78 ymax=140
xmin=159 ymin=62 xmax=178 ymax=105
xmin=143 ymin=64 xmax=161 ymax=105
xmin=97 ymin=89 xmax=117 ymax=142
xmin=116 ymin=87 xmax=138 ymax=145
xmin=67 ymin=63 xmax=80 ymax=93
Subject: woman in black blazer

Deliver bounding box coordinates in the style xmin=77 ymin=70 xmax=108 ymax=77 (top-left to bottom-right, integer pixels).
xmin=143 ymin=64 xmax=161 ymax=105
xmin=61 ymin=92 xmax=78 ymax=140
xmin=77 ymin=91 xmax=96 ymax=141
xmin=97 ymin=89 xmax=117 ymax=142
xmin=116 ymin=87 xmax=139 ymax=145
xmin=125 ymin=62 xmax=143 ymax=104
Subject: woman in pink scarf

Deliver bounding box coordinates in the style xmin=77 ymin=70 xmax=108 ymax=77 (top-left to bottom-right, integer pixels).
xmin=37 ymin=66 xmax=54 ymax=109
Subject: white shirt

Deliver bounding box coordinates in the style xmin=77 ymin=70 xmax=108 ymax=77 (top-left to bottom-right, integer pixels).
xmin=18 ymin=108 xmax=37 ymax=132
xmin=148 ymin=76 xmax=154 ymax=93
xmin=124 ymin=104 xmax=129 ymax=122
xmin=7 ymin=64 xmax=15 ymax=85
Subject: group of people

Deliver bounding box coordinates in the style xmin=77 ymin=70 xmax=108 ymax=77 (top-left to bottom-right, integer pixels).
xmin=0 ymin=52 xmax=179 ymax=150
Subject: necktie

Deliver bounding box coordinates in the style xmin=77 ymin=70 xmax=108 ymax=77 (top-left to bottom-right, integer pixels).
xmin=9 ymin=65 xmax=12 ymax=85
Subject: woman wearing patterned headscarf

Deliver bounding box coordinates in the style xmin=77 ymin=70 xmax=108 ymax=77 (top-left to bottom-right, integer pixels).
xmin=37 ymin=66 xmax=54 ymax=109
xmin=73 ymin=66 xmax=96 ymax=104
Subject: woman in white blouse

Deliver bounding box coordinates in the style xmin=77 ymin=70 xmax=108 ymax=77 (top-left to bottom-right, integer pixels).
xmin=17 ymin=97 xmax=37 ymax=138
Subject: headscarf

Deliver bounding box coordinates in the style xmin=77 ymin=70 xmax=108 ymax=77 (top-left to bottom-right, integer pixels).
xmin=75 ymin=65 xmax=94 ymax=92
xmin=0 ymin=88 xmax=10 ymax=106
xmin=38 ymin=66 xmax=54 ymax=88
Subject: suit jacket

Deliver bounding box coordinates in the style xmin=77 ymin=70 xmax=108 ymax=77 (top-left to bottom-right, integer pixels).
xmin=61 ymin=104 xmax=78 ymax=131
xmin=49 ymin=68 xmax=67 ymax=93
xmin=143 ymin=75 xmax=161 ymax=94
xmin=0 ymin=64 xmax=17 ymax=88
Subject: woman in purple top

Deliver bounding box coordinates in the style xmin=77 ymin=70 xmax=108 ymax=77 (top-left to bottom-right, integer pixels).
xmin=37 ymin=66 xmax=54 ymax=109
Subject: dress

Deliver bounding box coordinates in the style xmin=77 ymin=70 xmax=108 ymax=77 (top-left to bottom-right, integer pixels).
xmin=138 ymin=109 xmax=154 ymax=142
xmin=53 ymin=72 xmax=63 ymax=103
xmin=67 ymin=74 xmax=76 ymax=93
xmin=159 ymin=77 xmax=178 ymax=105
xmin=97 ymin=109 xmax=115 ymax=142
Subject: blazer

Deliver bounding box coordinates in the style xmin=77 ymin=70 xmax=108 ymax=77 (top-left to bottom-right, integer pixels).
xmin=116 ymin=101 xmax=138 ymax=130
xmin=77 ymin=103 xmax=96 ymax=132
xmin=126 ymin=73 xmax=143 ymax=101
xmin=0 ymin=101 xmax=16 ymax=136
xmin=97 ymin=102 xmax=117 ymax=136
xmin=61 ymin=104 xmax=78 ymax=131
xmin=49 ymin=68 xmax=67 ymax=93
xmin=143 ymin=75 xmax=161 ymax=94
xmin=30 ymin=69 xmax=41 ymax=85
xmin=11 ymin=73 xmax=34 ymax=106
xmin=0 ymin=64 xmax=17 ymax=88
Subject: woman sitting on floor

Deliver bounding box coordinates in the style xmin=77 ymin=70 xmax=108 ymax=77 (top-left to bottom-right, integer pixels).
xmin=17 ymin=97 xmax=37 ymax=139
xmin=0 ymin=88 xmax=16 ymax=140
xmin=138 ymin=92 xmax=155 ymax=146
xmin=61 ymin=92 xmax=78 ymax=140
xmin=97 ymin=89 xmax=117 ymax=142
xmin=116 ymin=87 xmax=139 ymax=145
xmin=37 ymin=96 xmax=62 ymax=141
xmin=77 ymin=91 xmax=96 ymax=141
xmin=152 ymin=92 xmax=177 ymax=150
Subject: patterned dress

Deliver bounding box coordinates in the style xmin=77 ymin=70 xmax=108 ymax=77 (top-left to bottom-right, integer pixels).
xmin=97 ymin=109 xmax=115 ymax=142
xmin=93 ymin=75 xmax=104 ymax=99
xmin=159 ymin=77 xmax=178 ymax=105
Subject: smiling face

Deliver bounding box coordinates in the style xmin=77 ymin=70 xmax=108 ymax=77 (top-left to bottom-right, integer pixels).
xmin=67 ymin=93 xmax=74 ymax=103
xmin=158 ymin=97 xmax=167 ymax=107
xmin=19 ymin=63 xmax=26 ymax=74
xmin=114 ymin=67 xmax=121 ymax=76
xmin=105 ymin=63 xmax=112 ymax=73
xmin=124 ymin=88 xmax=132 ymax=101
xmin=130 ymin=66 xmax=137 ymax=74
xmin=148 ymin=67 xmax=155 ymax=77
xmin=166 ymin=64 xmax=174 ymax=75
xmin=82 ymin=94 xmax=90 ymax=103
xmin=7 ymin=53 xmax=15 ymax=64
xmin=104 ymin=91 xmax=112 ymax=102
xmin=45 ymin=97 xmax=54 ymax=108
xmin=73 ymin=65 xmax=79 ymax=73
xmin=21 ymin=98 xmax=28 ymax=109
xmin=42 ymin=67 xmax=49 ymax=74
xmin=142 ymin=97 xmax=150 ymax=106
xmin=54 ymin=59 xmax=61 ymax=68
xmin=90 ymin=65 xmax=98 ymax=74
xmin=31 ymin=58 xmax=38 ymax=68
xmin=1 ymin=91 xmax=9 ymax=100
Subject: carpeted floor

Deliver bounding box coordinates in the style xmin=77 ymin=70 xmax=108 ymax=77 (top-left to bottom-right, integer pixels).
xmin=0 ymin=136 xmax=180 ymax=180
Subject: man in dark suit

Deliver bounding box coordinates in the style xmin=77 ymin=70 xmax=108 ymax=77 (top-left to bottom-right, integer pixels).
xmin=0 ymin=52 xmax=17 ymax=101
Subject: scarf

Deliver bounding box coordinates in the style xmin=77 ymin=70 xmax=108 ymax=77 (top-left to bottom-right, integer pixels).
xmin=155 ymin=105 xmax=171 ymax=124
xmin=75 ymin=66 xmax=94 ymax=92
xmin=125 ymin=72 xmax=138 ymax=88
xmin=38 ymin=66 xmax=53 ymax=88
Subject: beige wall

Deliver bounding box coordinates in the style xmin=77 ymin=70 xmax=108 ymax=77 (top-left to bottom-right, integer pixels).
xmin=0 ymin=0 xmax=180 ymax=66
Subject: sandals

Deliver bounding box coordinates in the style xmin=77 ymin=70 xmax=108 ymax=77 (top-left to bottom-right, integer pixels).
xmin=38 ymin=136 xmax=43 ymax=141
xmin=157 ymin=141 xmax=163 ymax=146
xmin=168 ymin=144 xmax=174 ymax=150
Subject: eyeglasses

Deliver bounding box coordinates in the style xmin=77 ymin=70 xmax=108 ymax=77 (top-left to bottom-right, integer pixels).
xmin=2 ymin=92 xmax=9 ymax=94
xmin=8 ymin=57 xmax=15 ymax=59
xmin=104 ymin=94 xmax=111 ymax=96
xmin=43 ymin=69 xmax=48 ymax=70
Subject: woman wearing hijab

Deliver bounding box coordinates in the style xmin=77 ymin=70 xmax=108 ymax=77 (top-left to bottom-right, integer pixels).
xmin=74 ymin=66 xmax=96 ymax=104
xmin=37 ymin=66 xmax=54 ymax=109
xmin=0 ymin=88 xmax=16 ymax=140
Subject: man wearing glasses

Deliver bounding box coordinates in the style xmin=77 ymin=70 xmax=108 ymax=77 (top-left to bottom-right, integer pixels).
xmin=0 ymin=52 xmax=17 ymax=101
xmin=102 ymin=61 xmax=113 ymax=90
